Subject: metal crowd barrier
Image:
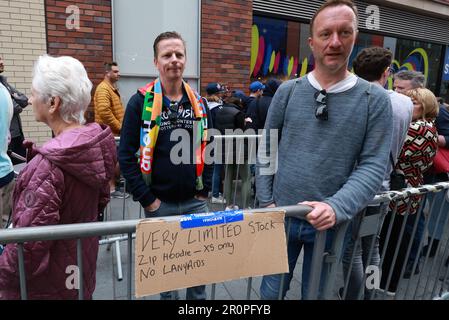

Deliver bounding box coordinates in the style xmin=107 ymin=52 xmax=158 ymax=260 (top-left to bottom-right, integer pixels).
xmin=1 ymin=184 xmax=449 ymax=300
xmin=211 ymin=133 xmax=261 ymax=211
xmin=3 ymin=132 xmax=449 ymax=300
xmin=339 ymin=183 xmax=449 ymax=300
xmin=210 ymin=133 xmax=449 ymax=300
xmin=0 ymin=205 xmax=310 ymax=300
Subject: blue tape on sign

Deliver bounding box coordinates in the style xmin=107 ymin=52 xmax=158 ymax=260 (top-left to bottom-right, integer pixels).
xmin=180 ymin=210 xmax=244 ymax=229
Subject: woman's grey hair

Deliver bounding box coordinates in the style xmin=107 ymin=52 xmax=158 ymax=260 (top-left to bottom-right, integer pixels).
xmin=32 ymin=55 xmax=92 ymax=124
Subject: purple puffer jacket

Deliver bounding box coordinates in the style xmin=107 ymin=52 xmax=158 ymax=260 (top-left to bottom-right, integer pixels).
xmin=0 ymin=123 xmax=116 ymax=300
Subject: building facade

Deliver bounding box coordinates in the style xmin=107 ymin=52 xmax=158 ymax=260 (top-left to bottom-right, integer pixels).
xmin=1 ymin=0 xmax=449 ymax=144
xmin=251 ymin=0 xmax=449 ymax=100
xmin=0 ymin=0 xmax=48 ymax=143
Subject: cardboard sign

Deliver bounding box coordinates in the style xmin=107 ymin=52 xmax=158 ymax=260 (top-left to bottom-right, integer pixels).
xmin=135 ymin=210 xmax=288 ymax=298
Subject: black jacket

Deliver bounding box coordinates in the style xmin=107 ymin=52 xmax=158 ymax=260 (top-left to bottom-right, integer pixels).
xmin=246 ymin=92 xmax=275 ymax=130
xmin=213 ymin=103 xmax=250 ymax=163
xmin=241 ymin=96 xmax=255 ymax=115
xmin=0 ymin=75 xmax=28 ymax=138
xmin=119 ymin=85 xmax=213 ymax=207
xmin=246 ymin=79 xmax=281 ymax=130
xmin=213 ymin=103 xmax=245 ymax=134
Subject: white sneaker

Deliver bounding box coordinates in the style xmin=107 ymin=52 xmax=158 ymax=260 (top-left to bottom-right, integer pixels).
xmin=225 ymin=205 xmax=239 ymax=211
xmin=211 ymin=195 xmax=226 ymax=204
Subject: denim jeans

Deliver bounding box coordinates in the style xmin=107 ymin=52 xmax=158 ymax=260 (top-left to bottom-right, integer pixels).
xmin=341 ymin=206 xmax=384 ymax=300
xmin=426 ymin=191 xmax=449 ymax=241
xmin=405 ymin=211 xmax=424 ymax=267
xmin=260 ymin=218 xmax=332 ymax=300
xmin=212 ymin=164 xmax=223 ymax=198
xmin=379 ymin=211 xmax=413 ymax=292
xmin=144 ymin=197 xmax=209 ymax=300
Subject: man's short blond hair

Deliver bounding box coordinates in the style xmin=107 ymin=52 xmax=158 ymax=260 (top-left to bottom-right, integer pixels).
xmin=309 ymin=0 xmax=358 ymax=36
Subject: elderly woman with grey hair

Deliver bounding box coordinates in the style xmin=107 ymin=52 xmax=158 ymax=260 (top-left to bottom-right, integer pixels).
xmin=0 ymin=55 xmax=116 ymax=299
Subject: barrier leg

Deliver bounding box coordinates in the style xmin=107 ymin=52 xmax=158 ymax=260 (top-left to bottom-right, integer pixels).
xmin=115 ymin=240 xmax=123 ymax=281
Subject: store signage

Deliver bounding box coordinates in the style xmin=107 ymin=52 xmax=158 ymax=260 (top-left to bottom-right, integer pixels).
xmin=443 ymin=46 xmax=449 ymax=81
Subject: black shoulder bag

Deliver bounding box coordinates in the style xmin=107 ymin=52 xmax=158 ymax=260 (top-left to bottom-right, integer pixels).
xmin=389 ymin=152 xmax=407 ymax=191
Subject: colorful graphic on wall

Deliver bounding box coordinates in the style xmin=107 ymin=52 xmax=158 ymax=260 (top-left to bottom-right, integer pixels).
xmin=387 ymin=49 xmax=429 ymax=89
xmin=251 ymin=17 xmax=313 ymax=80
xmin=251 ymin=16 xmax=433 ymax=89
xmin=392 ymin=48 xmax=428 ymax=77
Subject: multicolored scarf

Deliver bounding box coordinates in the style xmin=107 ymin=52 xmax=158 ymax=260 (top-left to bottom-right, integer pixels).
xmin=138 ymin=78 xmax=208 ymax=190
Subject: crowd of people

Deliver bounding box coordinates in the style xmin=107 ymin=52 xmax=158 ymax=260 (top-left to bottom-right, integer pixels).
xmin=1 ymin=0 xmax=449 ymax=300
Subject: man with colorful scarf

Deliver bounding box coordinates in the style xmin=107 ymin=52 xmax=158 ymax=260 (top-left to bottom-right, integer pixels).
xmin=119 ymin=31 xmax=213 ymax=300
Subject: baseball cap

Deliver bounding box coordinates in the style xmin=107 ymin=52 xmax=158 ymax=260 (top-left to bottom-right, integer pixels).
xmin=232 ymin=90 xmax=246 ymax=100
xmin=249 ymin=81 xmax=265 ymax=92
xmin=206 ymin=82 xmax=227 ymax=95
xmin=265 ymin=78 xmax=282 ymax=94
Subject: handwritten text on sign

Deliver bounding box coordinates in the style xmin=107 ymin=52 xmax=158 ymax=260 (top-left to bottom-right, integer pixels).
xmin=135 ymin=210 xmax=288 ymax=298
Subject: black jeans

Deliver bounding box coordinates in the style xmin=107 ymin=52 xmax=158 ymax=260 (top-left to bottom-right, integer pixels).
xmin=379 ymin=211 xmax=413 ymax=292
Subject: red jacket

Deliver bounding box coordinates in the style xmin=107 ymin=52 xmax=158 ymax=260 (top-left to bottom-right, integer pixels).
xmin=0 ymin=123 xmax=116 ymax=299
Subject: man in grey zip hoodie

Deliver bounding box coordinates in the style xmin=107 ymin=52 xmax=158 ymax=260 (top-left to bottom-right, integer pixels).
xmin=256 ymin=0 xmax=393 ymax=299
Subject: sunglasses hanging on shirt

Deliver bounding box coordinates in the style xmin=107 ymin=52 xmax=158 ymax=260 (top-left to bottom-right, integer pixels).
xmin=168 ymin=100 xmax=179 ymax=123
xmin=314 ymin=89 xmax=328 ymax=121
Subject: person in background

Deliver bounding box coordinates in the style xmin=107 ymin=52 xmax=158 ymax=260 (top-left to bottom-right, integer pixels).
xmin=393 ymin=70 xmax=425 ymax=94
xmin=0 ymin=81 xmax=14 ymax=229
xmin=205 ymin=82 xmax=227 ymax=122
xmin=243 ymin=81 xmax=265 ymax=114
xmin=340 ymin=46 xmax=413 ymax=299
xmin=422 ymin=97 xmax=449 ymax=268
xmin=0 ymin=55 xmax=116 ymax=299
xmin=94 ymin=62 xmax=127 ymax=199
xmin=232 ymin=89 xmax=248 ymax=105
xmin=245 ymin=78 xmax=282 ymax=197
xmin=213 ymin=95 xmax=250 ymax=210
xmin=246 ymin=78 xmax=282 ymax=130
xmin=379 ymin=88 xmax=439 ymax=295
xmin=0 ymin=55 xmax=29 ymax=164
xmin=205 ymin=82 xmax=228 ymax=204
xmin=392 ymin=69 xmax=426 ymax=278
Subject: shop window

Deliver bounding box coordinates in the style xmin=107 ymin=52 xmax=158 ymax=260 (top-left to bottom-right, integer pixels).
xmin=440 ymin=46 xmax=449 ymax=104
xmin=251 ymin=15 xmax=443 ymax=95
xmin=251 ymin=16 xmax=312 ymax=81
xmin=394 ymin=38 xmax=442 ymax=93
